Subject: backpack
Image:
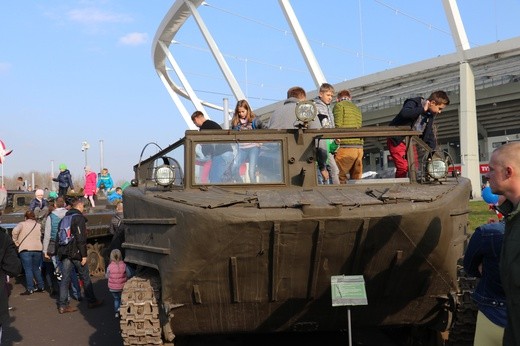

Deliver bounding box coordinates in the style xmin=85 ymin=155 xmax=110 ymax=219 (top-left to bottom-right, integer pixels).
xmin=57 ymin=214 xmax=78 ymax=246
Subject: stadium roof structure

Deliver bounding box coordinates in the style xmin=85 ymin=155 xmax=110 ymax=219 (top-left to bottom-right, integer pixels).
xmin=255 ymin=36 xmax=520 ymax=149
xmin=336 ymin=38 xmax=520 ymax=147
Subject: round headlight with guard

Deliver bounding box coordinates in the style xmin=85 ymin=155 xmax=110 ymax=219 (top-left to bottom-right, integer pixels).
xmin=154 ymin=165 xmax=176 ymax=186
xmin=295 ymin=100 xmax=317 ymax=123
xmin=427 ymin=158 xmax=448 ymax=180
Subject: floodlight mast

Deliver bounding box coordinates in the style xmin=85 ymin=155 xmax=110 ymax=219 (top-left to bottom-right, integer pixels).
xmin=81 ymin=141 xmax=90 ymax=166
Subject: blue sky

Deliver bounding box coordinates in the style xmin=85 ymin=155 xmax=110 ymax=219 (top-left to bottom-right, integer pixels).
xmin=1 ymin=0 xmax=520 ymax=185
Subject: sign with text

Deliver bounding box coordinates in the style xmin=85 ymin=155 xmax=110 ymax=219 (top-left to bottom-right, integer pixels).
xmin=331 ymin=275 xmax=368 ymax=307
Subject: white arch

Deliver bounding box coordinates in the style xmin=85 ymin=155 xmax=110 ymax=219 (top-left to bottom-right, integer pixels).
xmin=152 ymin=0 xmax=246 ymax=127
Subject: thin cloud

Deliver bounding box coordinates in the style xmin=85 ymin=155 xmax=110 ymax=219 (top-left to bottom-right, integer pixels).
xmin=118 ymin=32 xmax=148 ymax=46
xmin=67 ymin=7 xmax=132 ymax=24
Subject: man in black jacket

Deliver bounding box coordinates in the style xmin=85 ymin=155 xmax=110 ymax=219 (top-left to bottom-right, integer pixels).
xmin=56 ymin=198 xmax=102 ymax=314
xmin=0 ymin=225 xmax=22 ymax=342
xmin=191 ymin=110 xmax=234 ymax=183
xmin=387 ymin=90 xmax=450 ymax=178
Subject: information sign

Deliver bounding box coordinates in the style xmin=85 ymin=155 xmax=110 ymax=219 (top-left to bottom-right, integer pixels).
xmin=331 ymin=275 xmax=368 ymax=307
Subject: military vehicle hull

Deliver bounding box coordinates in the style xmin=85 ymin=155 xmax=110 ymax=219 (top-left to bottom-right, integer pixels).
xmin=120 ymin=127 xmax=471 ymax=345
xmin=0 ymin=190 xmax=113 ymax=276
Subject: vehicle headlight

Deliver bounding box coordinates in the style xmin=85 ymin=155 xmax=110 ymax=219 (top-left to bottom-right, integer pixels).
xmin=295 ymin=101 xmax=317 ymax=123
xmin=427 ymin=158 xmax=448 ymax=180
xmin=154 ymin=165 xmax=176 ymax=186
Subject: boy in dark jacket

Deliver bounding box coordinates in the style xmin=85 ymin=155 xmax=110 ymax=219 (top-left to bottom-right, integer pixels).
xmin=52 ymin=164 xmax=75 ymax=197
xmin=387 ymin=90 xmax=450 ymax=178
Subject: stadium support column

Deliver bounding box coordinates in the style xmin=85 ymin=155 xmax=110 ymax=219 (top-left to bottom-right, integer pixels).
xmin=442 ymin=0 xmax=481 ymax=199
xmin=459 ymin=62 xmax=481 ymax=199
xmin=278 ymin=0 xmax=326 ymax=88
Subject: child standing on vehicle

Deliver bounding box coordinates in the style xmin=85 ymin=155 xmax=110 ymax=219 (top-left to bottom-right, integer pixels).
xmin=231 ymin=99 xmax=260 ymax=183
xmin=52 ymin=164 xmax=74 ymax=197
xmin=106 ymin=249 xmax=130 ymax=318
xmin=83 ymin=166 xmax=97 ymax=208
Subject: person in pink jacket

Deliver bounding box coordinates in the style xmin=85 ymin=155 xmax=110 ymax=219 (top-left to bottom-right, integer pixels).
xmin=106 ymin=249 xmax=130 ymax=318
xmin=83 ymin=166 xmax=97 ymax=207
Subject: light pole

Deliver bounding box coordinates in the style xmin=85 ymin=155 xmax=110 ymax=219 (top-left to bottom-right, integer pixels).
xmin=99 ymin=139 xmax=104 ymax=171
xmin=81 ymin=141 xmax=90 ymax=167
xmin=51 ymin=160 xmax=55 ymax=191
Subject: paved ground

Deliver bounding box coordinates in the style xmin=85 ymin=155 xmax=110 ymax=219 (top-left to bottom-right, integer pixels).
xmin=4 ymin=274 xmax=123 ymax=346
xmin=3 ymin=274 xmax=354 ymax=346
xmin=3 ymin=274 xmax=412 ymax=346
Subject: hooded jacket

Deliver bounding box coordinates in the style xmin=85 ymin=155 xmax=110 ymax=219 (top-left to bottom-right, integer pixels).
xmin=43 ymin=207 xmax=67 ymax=254
xmin=53 ymin=169 xmax=74 ymax=190
xmin=388 ymin=97 xmax=437 ymax=149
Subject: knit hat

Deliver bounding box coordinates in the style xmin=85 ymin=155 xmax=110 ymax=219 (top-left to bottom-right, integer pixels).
xmin=49 ymin=191 xmax=58 ymax=199
xmin=59 ymin=163 xmax=67 ymax=170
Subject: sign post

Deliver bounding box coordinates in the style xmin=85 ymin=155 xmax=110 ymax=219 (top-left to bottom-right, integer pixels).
xmin=331 ymin=275 xmax=368 ymax=346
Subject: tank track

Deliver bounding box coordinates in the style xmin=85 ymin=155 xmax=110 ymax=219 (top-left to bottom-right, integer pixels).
xmin=446 ymin=260 xmax=478 ymax=345
xmin=120 ymin=276 xmax=162 ymax=345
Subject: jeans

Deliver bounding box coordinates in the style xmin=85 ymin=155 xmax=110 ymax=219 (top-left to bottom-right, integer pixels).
xmin=19 ymin=251 xmax=44 ymax=291
xmin=55 ymin=258 xmax=81 ymax=300
xmin=42 ymin=260 xmax=58 ymax=293
xmin=209 ymin=151 xmax=234 ymax=183
xmin=111 ymin=291 xmax=122 ymax=313
xmin=58 ymin=258 xmax=97 ymax=308
xmin=58 ymin=187 xmax=68 ymax=197
xmin=327 ymin=153 xmax=340 ymax=184
xmin=232 ymin=146 xmax=259 ymax=183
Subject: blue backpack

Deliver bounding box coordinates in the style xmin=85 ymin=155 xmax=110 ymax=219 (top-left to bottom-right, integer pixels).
xmin=57 ymin=214 xmax=77 ymax=246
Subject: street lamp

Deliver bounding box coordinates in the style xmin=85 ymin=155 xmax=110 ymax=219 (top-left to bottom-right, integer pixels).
xmin=99 ymin=139 xmax=104 ymax=171
xmin=81 ymin=141 xmax=90 ymax=167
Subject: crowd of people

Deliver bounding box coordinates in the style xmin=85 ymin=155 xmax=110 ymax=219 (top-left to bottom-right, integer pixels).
xmin=0 ymin=165 xmax=130 ymax=343
xmin=192 ymin=85 xmax=450 ymax=184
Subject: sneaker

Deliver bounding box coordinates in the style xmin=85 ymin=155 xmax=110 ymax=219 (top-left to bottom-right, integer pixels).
xmin=88 ymin=300 xmax=103 ymax=309
xmin=115 ymin=312 xmax=120 ymax=319
xmin=35 ymin=288 xmax=45 ymax=293
xmin=58 ymin=306 xmax=77 ymax=314
xmin=54 ymin=269 xmax=62 ymax=281
xmin=20 ymin=290 xmax=33 ymax=296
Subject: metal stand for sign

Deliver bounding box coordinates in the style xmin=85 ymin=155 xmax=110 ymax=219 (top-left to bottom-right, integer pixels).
xmin=347 ymin=307 xmax=352 ymax=346
xmin=331 ymin=275 xmax=368 ymax=346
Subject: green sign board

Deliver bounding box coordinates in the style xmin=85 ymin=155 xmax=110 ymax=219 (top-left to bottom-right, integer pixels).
xmin=331 ymin=275 xmax=368 ymax=307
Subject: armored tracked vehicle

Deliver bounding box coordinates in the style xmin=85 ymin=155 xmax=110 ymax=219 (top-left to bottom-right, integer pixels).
xmin=120 ymin=125 xmax=472 ymax=345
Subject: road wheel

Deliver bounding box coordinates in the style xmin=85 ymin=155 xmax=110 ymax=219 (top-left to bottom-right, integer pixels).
xmin=87 ymin=243 xmax=106 ymax=277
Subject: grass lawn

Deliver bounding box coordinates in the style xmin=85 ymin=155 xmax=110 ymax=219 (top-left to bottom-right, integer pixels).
xmin=468 ymin=199 xmax=500 ymax=232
